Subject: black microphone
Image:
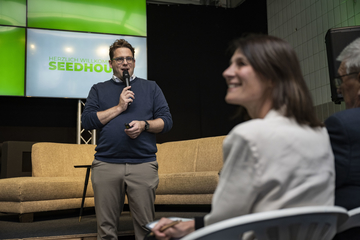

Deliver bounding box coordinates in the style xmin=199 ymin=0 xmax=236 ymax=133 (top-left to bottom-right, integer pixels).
xmin=123 ymin=70 xmax=131 ymax=106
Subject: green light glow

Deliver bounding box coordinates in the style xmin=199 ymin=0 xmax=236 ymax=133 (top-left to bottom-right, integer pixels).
xmin=0 ymin=26 xmax=25 ymax=96
xmin=28 ymin=0 xmax=147 ymax=36
xmin=0 ymin=0 xmax=146 ymax=97
xmin=0 ymin=0 xmax=26 ymax=27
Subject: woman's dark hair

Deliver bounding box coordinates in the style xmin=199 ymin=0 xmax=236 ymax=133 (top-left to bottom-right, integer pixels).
xmin=232 ymin=34 xmax=323 ymax=128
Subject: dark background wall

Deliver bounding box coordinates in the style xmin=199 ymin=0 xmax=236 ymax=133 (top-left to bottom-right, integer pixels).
xmin=0 ymin=0 xmax=267 ymax=144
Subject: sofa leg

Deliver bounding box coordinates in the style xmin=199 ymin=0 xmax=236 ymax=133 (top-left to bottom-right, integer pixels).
xmin=19 ymin=213 xmax=34 ymax=222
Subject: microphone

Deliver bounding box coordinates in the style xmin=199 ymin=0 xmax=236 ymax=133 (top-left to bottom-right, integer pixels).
xmin=123 ymin=70 xmax=130 ymax=88
xmin=123 ymin=70 xmax=131 ymax=106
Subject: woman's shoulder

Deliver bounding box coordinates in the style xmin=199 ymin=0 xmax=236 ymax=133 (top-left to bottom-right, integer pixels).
xmin=230 ymin=111 xmax=327 ymax=143
xmin=231 ymin=113 xmax=281 ymax=136
xmin=228 ymin=119 xmax=270 ymax=144
xmin=232 ymin=119 xmax=264 ymax=133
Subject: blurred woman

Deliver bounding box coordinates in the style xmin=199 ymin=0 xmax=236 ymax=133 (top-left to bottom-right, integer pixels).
xmin=151 ymin=34 xmax=335 ymax=240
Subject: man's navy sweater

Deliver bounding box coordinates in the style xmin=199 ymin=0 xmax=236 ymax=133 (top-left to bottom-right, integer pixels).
xmin=81 ymin=77 xmax=172 ymax=164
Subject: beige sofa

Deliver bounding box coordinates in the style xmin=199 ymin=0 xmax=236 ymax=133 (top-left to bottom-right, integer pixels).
xmin=0 ymin=135 xmax=225 ymax=221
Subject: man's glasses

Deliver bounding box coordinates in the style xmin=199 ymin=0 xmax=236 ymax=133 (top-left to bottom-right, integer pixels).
xmin=112 ymin=57 xmax=134 ymax=64
xmin=334 ymin=72 xmax=359 ymax=89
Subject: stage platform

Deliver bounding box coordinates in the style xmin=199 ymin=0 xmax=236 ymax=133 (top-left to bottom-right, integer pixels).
xmin=0 ymin=206 xmax=210 ymax=240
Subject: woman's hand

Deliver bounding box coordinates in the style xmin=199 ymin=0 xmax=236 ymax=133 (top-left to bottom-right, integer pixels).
xmin=151 ymin=218 xmax=195 ymax=240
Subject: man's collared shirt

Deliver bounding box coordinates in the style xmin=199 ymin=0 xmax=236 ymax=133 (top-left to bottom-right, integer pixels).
xmin=112 ymin=74 xmax=136 ymax=83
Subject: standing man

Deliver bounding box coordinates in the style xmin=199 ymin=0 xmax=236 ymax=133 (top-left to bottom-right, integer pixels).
xmin=325 ymin=38 xmax=360 ymax=240
xmin=81 ymin=39 xmax=173 ymax=240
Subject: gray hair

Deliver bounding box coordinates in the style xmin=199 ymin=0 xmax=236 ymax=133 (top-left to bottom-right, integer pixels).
xmin=337 ymin=37 xmax=360 ymax=74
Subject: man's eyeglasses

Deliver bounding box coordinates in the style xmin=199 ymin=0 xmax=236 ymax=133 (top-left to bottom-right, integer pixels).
xmin=334 ymin=72 xmax=359 ymax=88
xmin=112 ymin=57 xmax=134 ymax=64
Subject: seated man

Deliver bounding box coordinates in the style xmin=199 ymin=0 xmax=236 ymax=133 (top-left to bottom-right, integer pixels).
xmin=325 ymin=37 xmax=360 ymax=240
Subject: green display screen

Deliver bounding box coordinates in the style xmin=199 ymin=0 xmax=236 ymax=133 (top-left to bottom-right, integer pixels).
xmin=0 ymin=0 xmax=146 ymax=97
xmin=28 ymin=0 xmax=147 ymax=36
xmin=0 ymin=26 xmax=25 ymax=96
xmin=0 ymin=0 xmax=26 ymax=27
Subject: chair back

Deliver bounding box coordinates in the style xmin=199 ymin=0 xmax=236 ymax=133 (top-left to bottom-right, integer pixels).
xmin=337 ymin=206 xmax=360 ymax=233
xmin=181 ymin=206 xmax=348 ymax=240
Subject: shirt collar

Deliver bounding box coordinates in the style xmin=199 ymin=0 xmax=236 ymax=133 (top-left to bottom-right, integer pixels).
xmin=112 ymin=74 xmax=136 ymax=83
xmin=264 ymin=106 xmax=286 ymax=119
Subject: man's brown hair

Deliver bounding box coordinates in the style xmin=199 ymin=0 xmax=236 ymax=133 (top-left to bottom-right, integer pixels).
xmin=109 ymin=39 xmax=135 ymax=60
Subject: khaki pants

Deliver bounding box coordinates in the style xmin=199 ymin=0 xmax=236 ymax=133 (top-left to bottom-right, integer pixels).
xmin=91 ymin=159 xmax=159 ymax=240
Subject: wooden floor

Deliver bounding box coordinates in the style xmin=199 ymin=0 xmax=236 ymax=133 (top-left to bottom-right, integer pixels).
xmin=0 ymin=208 xmax=135 ymax=240
xmin=0 ymin=205 xmax=210 ymax=240
xmin=17 ymin=233 xmax=98 ymax=240
xmin=14 ymin=232 xmax=136 ymax=240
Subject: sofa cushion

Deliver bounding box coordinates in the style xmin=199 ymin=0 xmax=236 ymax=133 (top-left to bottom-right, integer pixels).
xmin=0 ymin=198 xmax=95 ymax=214
xmin=32 ymin=143 xmax=96 ymax=177
xmin=0 ymin=177 xmax=94 ymax=202
xmin=195 ymin=136 xmax=226 ymax=172
xmin=156 ymin=136 xmax=225 ymax=174
xmin=157 ymin=171 xmax=219 ymax=194
xmin=155 ymin=194 xmax=214 ymax=205
xmin=156 ymin=140 xmax=198 ymax=174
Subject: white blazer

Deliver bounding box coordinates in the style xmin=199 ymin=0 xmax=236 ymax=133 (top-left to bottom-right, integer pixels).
xmin=205 ymin=109 xmax=335 ymax=226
